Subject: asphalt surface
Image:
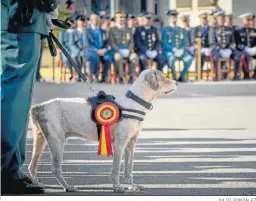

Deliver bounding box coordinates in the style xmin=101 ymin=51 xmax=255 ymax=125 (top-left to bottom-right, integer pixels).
xmin=22 ymin=81 xmax=256 ymax=196
xmin=31 ymin=81 xmax=256 ymax=104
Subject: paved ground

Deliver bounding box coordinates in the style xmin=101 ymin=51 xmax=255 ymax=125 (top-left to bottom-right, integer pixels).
xmin=23 ymin=81 xmax=256 ymax=195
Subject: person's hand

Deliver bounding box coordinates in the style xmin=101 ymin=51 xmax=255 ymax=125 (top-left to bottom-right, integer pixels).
xmin=46 ymin=8 xmax=58 ymax=31
xmin=150 ymin=50 xmax=158 ymax=59
xmin=172 ymin=47 xmax=178 ymax=53
xmin=179 ymin=49 xmax=184 ymax=56
xmin=146 ymin=50 xmax=152 ymax=58
xmin=120 ymin=49 xmax=129 ymax=58
xmin=97 ymin=49 xmax=106 ymax=56
xmin=174 ymin=49 xmax=182 ymax=58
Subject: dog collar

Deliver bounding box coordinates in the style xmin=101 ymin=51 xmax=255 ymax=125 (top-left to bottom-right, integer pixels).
xmin=125 ymin=90 xmax=153 ymax=110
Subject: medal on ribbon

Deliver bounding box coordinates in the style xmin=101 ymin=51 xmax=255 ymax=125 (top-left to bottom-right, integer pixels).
xmin=95 ymin=102 xmax=120 ymax=157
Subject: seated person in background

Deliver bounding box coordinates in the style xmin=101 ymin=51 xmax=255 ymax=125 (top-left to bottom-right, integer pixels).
xmin=225 ymin=13 xmax=237 ymax=31
xmin=235 ymin=13 xmax=256 ymax=80
xmin=210 ymin=10 xmax=243 ymax=80
xmin=181 ymin=14 xmax=195 ymax=57
xmin=135 ymin=12 xmax=165 ymax=71
xmin=191 ymin=12 xmax=211 ymax=78
xmin=162 ymin=10 xmax=193 ymax=82
xmin=60 ymin=17 xmax=80 ymax=81
xmin=84 ymin=14 xmax=112 ymax=82
xmin=109 ymin=10 xmax=140 ymax=83
xmin=127 ymin=14 xmax=137 ymax=35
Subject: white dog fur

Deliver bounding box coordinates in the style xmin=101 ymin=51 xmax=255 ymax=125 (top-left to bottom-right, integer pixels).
xmin=28 ymin=69 xmax=177 ymax=193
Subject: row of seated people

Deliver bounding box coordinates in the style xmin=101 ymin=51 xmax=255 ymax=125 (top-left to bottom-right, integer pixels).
xmin=58 ymin=9 xmax=256 ymax=83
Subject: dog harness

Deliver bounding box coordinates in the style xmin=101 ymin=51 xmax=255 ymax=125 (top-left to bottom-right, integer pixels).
xmin=87 ymin=90 xmax=152 ymax=156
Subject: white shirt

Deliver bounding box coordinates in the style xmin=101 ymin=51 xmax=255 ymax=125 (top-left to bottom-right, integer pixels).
xmin=67 ymin=29 xmax=74 ymax=33
xmin=169 ymin=23 xmax=177 ymax=28
xmin=91 ymin=24 xmax=99 ymax=30
xmin=77 ymin=27 xmax=84 ymax=33
xmin=116 ymin=24 xmax=125 ymax=29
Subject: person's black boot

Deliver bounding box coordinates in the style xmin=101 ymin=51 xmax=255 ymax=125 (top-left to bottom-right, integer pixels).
xmin=233 ymin=75 xmax=240 ymax=81
xmin=253 ymin=72 xmax=256 ymax=80
xmin=178 ymin=77 xmax=185 ymax=82
xmin=1 ymin=178 xmax=44 ymax=195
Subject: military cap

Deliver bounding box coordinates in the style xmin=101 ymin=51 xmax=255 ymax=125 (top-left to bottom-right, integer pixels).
xmin=165 ymin=10 xmax=179 ymax=17
xmin=76 ymin=15 xmax=86 ymax=21
xmin=137 ymin=12 xmax=146 ymax=18
xmin=199 ymin=12 xmax=208 ymax=18
xmin=100 ymin=15 xmax=111 ymax=20
xmin=210 ymin=7 xmax=223 ymax=16
xmin=180 ymin=14 xmax=190 ymax=21
xmin=65 ymin=17 xmax=75 ymax=24
xmin=127 ymin=14 xmax=136 ymax=19
xmin=143 ymin=12 xmax=154 ymax=19
xmin=66 ymin=0 xmax=76 ymax=9
xmin=214 ymin=10 xmax=225 ymax=17
xmin=225 ymin=13 xmax=233 ymax=18
xmin=115 ymin=10 xmax=127 ymax=17
xmin=239 ymin=12 xmax=254 ymax=20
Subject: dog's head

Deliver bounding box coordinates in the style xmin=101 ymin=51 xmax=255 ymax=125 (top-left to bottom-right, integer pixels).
xmin=133 ymin=69 xmax=178 ymax=100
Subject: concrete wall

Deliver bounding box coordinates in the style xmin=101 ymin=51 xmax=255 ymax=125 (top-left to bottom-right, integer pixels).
xmin=157 ymin=0 xmax=170 ymax=26
xmin=168 ymin=0 xmax=234 ymax=27
xmin=232 ymin=0 xmax=256 ymax=26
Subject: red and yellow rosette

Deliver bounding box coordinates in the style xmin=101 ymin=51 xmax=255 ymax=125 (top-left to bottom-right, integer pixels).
xmin=95 ymin=102 xmax=120 ymax=157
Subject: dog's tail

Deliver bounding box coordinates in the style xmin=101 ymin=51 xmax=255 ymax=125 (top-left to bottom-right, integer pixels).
xmin=30 ymin=104 xmax=44 ymax=127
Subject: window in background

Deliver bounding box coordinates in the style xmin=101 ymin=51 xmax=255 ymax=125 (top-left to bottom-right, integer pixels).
xmin=176 ymin=0 xmax=192 ymax=8
xmin=198 ymin=0 xmax=212 ymax=7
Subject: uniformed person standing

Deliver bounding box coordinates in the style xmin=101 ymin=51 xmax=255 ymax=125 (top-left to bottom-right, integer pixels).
xmin=66 ymin=0 xmax=79 ymax=21
xmin=235 ymin=13 xmax=256 ymax=80
xmin=109 ymin=11 xmax=140 ymax=83
xmin=127 ymin=14 xmax=137 ymax=35
xmin=134 ymin=12 xmax=165 ymax=71
xmin=162 ymin=10 xmax=193 ymax=82
xmin=61 ymin=17 xmax=80 ymax=81
xmin=75 ymin=15 xmax=87 ymax=82
xmin=210 ymin=10 xmax=242 ymax=80
xmin=225 ymin=13 xmax=237 ymax=30
xmin=192 ymin=12 xmax=211 ymax=78
xmin=1 ymin=0 xmax=58 ymax=194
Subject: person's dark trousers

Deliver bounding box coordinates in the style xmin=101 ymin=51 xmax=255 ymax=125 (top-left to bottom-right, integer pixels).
xmin=1 ymin=32 xmax=40 ymax=182
xmin=242 ymin=52 xmax=253 ymax=79
xmin=75 ymin=56 xmax=83 ymax=81
xmin=231 ymin=50 xmax=243 ymax=80
xmin=195 ymin=54 xmax=206 ymax=79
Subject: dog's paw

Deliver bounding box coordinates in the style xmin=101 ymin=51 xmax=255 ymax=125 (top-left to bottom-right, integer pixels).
xmin=127 ymin=184 xmax=145 ymax=192
xmin=36 ymin=181 xmax=46 ymax=188
xmin=65 ymin=186 xmax=79 ymax=192
xmin=122 ymin=176 xmax=132 ymax=184
xmin=113 ymin=185 xmax=125 ymax=193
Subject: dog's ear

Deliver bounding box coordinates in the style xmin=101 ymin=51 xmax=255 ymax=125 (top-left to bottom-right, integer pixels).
xmin=144 ymin=70 xmax=159 ymax=91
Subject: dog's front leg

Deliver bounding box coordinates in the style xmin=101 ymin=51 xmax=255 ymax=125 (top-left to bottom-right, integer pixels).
xmin=111 ymin=137 xmax=128 ymax=193
xmin=123 ymin=136 xmax=145 ymax=192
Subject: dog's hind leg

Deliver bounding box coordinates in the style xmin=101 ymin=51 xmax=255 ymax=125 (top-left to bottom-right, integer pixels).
xmin=28 ymin=122 xmax=46 ymax=187
xmin=39 ymin=122 xmax=78 ymax=192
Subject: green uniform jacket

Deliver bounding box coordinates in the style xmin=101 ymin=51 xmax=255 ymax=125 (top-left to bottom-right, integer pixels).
xmin=1 ymin=0 xmax=58 ymax=35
